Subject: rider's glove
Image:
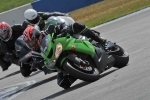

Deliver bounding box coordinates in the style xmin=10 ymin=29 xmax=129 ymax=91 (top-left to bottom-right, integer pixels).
xmin=56 ymin=23 xmax=68 ymax=37
xmin=57 ymin=29 xmax=68 ymax=38
xmin=44 ymin=24 xmax=55 ymax=35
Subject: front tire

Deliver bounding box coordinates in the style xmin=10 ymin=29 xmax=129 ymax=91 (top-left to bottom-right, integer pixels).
xmin=62 ymin=59 xmax=100 ymax=82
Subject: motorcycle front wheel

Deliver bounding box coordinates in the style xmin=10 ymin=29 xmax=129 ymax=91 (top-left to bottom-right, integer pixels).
xmin=62 ymin=58 xmax=100 ymax=82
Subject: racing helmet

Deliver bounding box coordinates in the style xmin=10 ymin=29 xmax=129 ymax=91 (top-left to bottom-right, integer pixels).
xmin=22 ymin=25 xmax=42 ymax=50
xmin=0 ymin=22 xmax=12 ymax=41
xmin=45 ymin=16 xmax=64 ymax=28
xmin=24 ymin=9 xmax=40 ymax=24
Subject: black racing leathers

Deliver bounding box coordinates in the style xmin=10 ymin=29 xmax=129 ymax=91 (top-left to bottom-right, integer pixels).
xmin=1 ymin=24 xmax=23 ymax=54
xmin=0 ymin=24 xmax=24 ymax=71
xmin=22 ymin=12 xmax=67 ymax=30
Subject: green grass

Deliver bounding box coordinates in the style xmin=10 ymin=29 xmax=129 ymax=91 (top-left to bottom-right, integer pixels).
xmin=0 ymin=0 xmax=34 ymax=13
xmin=70 ymin=0 xmax=150 ymax=27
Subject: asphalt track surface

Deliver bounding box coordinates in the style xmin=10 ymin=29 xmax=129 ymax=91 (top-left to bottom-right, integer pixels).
xmin=0 ymin=7 xmax=150 ymax=100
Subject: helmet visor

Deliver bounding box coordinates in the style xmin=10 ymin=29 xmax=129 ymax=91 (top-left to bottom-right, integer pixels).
xmin=28 ymin=16 xmax=40 ymax=24
xmin=0 ymin=30 xmax=10 ymax=41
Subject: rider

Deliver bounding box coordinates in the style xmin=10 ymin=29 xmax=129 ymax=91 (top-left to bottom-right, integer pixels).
xmin=0 ymin=22 xmax=24 ymax=71
xmin=19 ymin=25 xmax=45 ymax=77
xmin=22 ymin=17 xmax=106 ymax=89
xmin=22 ymin=9 xmax=69 ymax=30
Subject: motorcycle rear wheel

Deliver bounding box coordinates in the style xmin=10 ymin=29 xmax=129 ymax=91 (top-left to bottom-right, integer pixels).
xmin=109 ymin=45 xmax=129 ymax=68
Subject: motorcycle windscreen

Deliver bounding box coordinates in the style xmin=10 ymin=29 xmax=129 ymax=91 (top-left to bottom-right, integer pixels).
xmin=40 ymin=35 xmax=51 ymax=54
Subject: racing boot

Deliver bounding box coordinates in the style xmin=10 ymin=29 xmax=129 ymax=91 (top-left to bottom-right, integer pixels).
xmin=57 ymin=71 xmax=77 ymax=89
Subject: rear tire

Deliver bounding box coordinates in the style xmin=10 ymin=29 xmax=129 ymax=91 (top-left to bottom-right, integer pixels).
xmin=63 ymin=59 xmax=100 ymax=82
xmin=110 ymin=45 xmax=129 ymax=68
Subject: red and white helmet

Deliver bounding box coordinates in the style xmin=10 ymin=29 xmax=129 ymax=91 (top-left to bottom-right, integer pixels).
xmin=0 ymin=22 xmax=12 ymax=41
xmin=22 ymin=25 xmax=42 ymax=50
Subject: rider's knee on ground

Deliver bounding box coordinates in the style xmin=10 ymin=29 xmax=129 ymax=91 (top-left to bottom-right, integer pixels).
xmin=57 ymin=71 xmax=77 ymax=89
xmin=0 ymin=56 xmax=11 ymax=71
xmin=20 ymin=64 xmax=32 ymax=77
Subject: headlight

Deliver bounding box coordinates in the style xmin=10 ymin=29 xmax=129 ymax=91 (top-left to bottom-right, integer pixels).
xmin=55 ymin=42 xmax=63 ymax=58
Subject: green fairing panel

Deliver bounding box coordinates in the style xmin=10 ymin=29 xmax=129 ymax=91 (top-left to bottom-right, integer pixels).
xmin=54 ymin=37 xmax=95 ymax=57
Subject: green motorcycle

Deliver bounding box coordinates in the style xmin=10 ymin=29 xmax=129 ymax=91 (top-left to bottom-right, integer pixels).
xmin=40 ymin=32 xmax=129 ymax=82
